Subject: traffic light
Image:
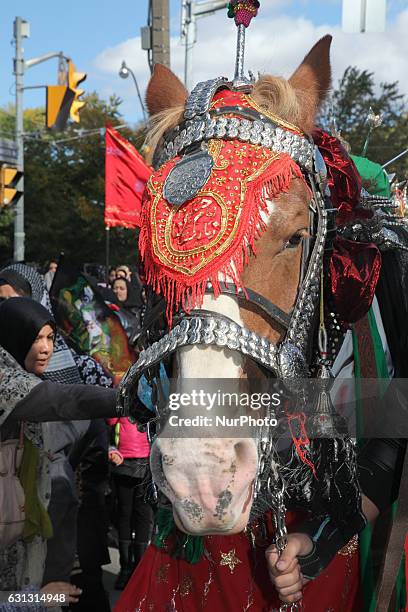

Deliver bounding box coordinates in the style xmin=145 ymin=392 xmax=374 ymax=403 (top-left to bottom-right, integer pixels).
xmin=0 ymin=166 xmax=23 ymax=208
xmin=46 ymin=85 xmax=75 ymax=131
xmin=45 ymin=59 xmax=86 ymax=130
xmin=68 ymin=60 xmax=86 ymax=123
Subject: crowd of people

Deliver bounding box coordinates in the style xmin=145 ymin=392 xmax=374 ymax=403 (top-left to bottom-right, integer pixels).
xmin=0 ymin=259 xmax=152 ymax=610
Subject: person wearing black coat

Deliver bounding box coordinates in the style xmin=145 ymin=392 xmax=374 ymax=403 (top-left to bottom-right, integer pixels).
xmin=0 ymin=298 xmax=119 ymax=599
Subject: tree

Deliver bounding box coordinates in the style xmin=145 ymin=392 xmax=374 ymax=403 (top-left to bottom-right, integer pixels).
xmin=0 ymin=208 xmax=14 ymax=255
xmin=0 ymin=93 xmax=146 ymax=268
xmin=0 ymin=104 xmax=44 ymax=136
xmin=319 ymin=67 xmax=408 ymax=179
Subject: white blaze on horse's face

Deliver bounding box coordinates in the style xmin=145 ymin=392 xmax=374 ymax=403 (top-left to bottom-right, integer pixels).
xmin=260 ymin=197 xmax=276 ymax=225
xmin=151 ymin=293 xmax=258 ymax=535
xmin=150 ymin=190 xmax=311 ymax=535
xmin=179 ymin=294 xmax=244 ymax=378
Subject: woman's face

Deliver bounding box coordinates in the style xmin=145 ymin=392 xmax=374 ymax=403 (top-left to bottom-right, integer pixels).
xmin=24 ymin=324 xmax=55 ymax=375
xmin=113 ymin=279 xmax=128 ymax=303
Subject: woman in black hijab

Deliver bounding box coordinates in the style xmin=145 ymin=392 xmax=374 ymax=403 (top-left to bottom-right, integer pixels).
xmin=0 ymin=298 xmax=56 ymax=376
xmin=0 ymin=263 xmax=113 ymax=386
xmin=0 ymin=297 xmax=121 ymax=426
xmin=0 ymin=269 xmax=32 ymax=298
xmin=112 ymin=278 xmax=142 ymax=313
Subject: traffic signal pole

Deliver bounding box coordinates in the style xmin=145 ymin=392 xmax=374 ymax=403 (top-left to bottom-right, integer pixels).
xmin=13 ymin=17 xmax=26 ymax=261
xmin=12 ymin=16 xmax=73 ymax=260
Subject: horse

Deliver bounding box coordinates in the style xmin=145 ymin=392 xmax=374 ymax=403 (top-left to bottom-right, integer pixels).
xmin=116 ymin=34 xmax=408 ymax=611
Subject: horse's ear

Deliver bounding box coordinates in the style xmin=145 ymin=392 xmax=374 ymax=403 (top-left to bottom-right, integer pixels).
xmin=145 ymin=64 xmax=188 ymax=116
xmin=289 ymin=35 xmax=332 ymax=132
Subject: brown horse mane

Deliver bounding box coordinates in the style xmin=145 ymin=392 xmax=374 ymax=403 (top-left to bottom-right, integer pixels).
xmin=144 ymin=76 xmax=317 ymax=165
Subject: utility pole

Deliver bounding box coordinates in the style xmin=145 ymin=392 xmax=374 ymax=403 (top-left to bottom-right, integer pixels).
xmin=150 ymin=0 xmax=171 ymax=70
xmin=142 ymin=1 xmax=170 ymax=73
xmin=152 ymin=0 xmax=170 ymax=67
xmin=181 ymin=1 xmax=228 ymax=91
xmin=13 ymin=17 xmax=29 ymax=262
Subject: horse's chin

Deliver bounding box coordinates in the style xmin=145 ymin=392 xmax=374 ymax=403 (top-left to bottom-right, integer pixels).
xmin=172 ymin=507 xmax=252 ymax=536
xmin=172 ymin=481 xmax=254 ymax=536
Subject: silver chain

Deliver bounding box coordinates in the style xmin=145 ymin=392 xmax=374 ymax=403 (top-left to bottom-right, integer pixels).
xmin=158 ymin=114 xmax=315 ymax=173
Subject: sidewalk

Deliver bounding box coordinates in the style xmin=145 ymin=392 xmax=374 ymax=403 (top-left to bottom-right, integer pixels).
xmin=103 ymin=547 xmax=121 ymax=610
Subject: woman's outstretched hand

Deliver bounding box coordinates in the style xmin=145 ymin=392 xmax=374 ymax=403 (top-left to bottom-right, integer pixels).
xmin=265 ymin=533 xmax=312 ymax=605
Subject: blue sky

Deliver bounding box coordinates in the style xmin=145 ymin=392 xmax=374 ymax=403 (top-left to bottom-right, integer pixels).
xmin=0 ymin=1 xmax=406 ymax=127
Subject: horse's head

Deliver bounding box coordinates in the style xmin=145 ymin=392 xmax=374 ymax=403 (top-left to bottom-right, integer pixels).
xmin=122 ymin=36 xmax=334 ymax=535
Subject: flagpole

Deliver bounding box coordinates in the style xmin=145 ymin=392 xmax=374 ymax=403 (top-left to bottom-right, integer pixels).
xmin=382 ymin=148 xmax=408 ymax=169
xmin=105 ymin=226 xmax=110 ymax=285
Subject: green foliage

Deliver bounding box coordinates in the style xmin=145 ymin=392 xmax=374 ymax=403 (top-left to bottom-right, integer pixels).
xmin=0 ymin=107 xmax=47 ymax=263
xmin=0 ymin=93 xmax=146 ymax=267
xmin=319 ymin=66 xmax=408 ymax=178
xmin=0 ymin=105 xmax=44 ymax=137
xmin=0 ymin=208 xmax=14 ymax=254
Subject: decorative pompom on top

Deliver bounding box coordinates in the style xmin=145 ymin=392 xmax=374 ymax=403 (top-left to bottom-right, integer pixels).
xmin=227 ymin=0 xmax=260 ymax=28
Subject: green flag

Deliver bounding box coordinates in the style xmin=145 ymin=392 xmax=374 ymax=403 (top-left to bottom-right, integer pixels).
xmin=351 ymin=155 xmax=391 ymax=197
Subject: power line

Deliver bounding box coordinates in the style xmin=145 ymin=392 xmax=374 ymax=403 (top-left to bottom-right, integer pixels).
xmin=0 ymin=123 xmax=137 ymax=143
xmin=20 ymin=123 xmax=133 ymax=144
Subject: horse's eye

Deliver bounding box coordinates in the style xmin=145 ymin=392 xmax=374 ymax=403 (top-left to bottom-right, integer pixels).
xmin=285 ymin=233 xmax=303 ymax=249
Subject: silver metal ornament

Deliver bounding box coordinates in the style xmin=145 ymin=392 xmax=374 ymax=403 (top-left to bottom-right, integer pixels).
xmin=163 ymin=150 xmax=214 ymax=206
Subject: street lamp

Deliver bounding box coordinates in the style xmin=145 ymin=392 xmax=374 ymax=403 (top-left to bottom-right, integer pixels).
xmin=119 ymin=60 xmax=146 ymax=121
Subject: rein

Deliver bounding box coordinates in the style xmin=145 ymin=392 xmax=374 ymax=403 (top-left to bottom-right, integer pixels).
xmin=137 ymin=280 xmax=292 ymax=340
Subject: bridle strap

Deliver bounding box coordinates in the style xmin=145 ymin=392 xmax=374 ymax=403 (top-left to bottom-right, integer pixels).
xmin=140 ymin=282 xmax=291 ymax=345
xmin=205 ymin=282 xmax=291 ymax=330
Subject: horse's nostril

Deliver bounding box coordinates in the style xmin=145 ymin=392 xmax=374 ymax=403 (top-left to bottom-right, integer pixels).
xmin=234 ymin=440 xmax=256 ymax=464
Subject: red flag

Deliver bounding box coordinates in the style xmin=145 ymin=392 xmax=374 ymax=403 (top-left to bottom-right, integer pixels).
xmin=105 ymin=125 xmax=152 ymax=228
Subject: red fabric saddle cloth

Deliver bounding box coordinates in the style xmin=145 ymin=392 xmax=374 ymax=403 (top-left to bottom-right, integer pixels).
xmin=115 ymin=512 xmax=361 ymax=612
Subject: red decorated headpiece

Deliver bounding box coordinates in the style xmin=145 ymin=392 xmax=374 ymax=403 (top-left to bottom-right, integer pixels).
xmin=314 ymin=129 xmax=382 ymax=324
xmin=141 ymin=93 xmax=307 ymax=324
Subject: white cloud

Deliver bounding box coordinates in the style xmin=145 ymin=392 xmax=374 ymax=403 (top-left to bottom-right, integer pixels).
xmin=93 ymin=8 xmax=408 ymax=123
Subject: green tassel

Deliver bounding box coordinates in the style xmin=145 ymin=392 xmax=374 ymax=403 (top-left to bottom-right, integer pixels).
xmin=175 ymin=532 xmax=205 ymax=564
xmin=154 ymin=507 xmax=205 ymax=564
xmin=154 ymin=507 xmax=176 ymax=548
